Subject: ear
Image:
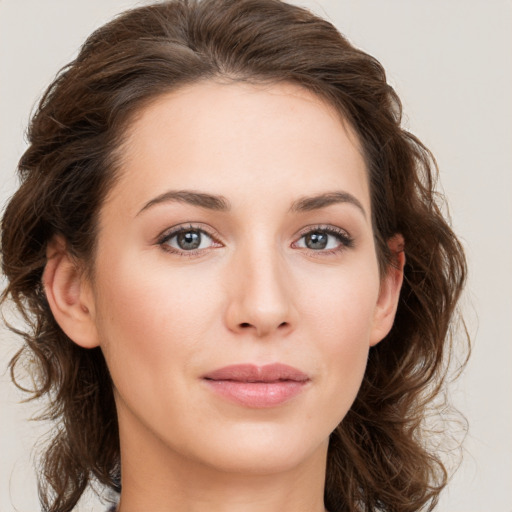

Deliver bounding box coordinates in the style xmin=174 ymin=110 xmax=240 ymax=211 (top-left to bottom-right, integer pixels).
xmin=369 ymin=234 xmax=405 ymax=347
xmin=43 ymin=236 xmax=99 ymax=349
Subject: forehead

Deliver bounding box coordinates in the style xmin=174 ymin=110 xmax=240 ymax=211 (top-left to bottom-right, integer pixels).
xmin=123 ymin=79 xmax=363 ymax=157
xmin=106 ymin=80 xmax=369 ymax=216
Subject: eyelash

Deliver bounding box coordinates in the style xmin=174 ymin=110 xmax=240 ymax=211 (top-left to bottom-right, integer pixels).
xmin=157 ymin=224 xmax=222 ymax=258
xmin=292 ymin=225 xmax=354 ymax=255
xmin=157 ymin=223 xmax=354 ymax=257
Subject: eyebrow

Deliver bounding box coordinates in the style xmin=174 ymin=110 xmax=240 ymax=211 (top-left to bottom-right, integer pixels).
xmin=289 ymin=191 xmax=367 ymax=218
xmin=137 ymin=189 xmax=366 ymax=218
xmin=137 ymin=190 xmax=230 ymax=215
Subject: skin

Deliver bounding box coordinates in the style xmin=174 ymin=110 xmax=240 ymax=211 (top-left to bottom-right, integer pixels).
xmin=44 ymin=80 xmax=404 ymax=512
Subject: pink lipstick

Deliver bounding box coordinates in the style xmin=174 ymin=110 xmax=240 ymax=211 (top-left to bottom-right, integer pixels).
xmin=202 ymin=363 xmax=310 ymax=408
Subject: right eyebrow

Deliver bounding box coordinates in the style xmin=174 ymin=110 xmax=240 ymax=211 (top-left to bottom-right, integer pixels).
xmin=136 ymin=190 xmax=231 ymax=216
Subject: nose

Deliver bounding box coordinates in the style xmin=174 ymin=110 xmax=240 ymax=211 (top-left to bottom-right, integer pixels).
xmin=224 ymin=245 xmax=298 ymax=338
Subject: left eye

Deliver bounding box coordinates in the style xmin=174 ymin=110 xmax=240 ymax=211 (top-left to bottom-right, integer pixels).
xmin=295 ymin=229 xmax=348 ymax=251
xmin=162 ymin=228 xmax=215 ymax=251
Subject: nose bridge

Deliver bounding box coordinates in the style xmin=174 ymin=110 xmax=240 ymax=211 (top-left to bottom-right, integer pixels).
xmin=225 ymin=234 xmax=296 ymax=337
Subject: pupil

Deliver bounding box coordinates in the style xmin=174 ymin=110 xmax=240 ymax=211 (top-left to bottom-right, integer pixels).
xmin=177 ymin=230 xmax=201 ymax=250
xmin=306 ymin=232 xmax=327 ymax=250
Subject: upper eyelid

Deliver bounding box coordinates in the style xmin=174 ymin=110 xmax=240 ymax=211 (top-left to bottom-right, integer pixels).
xmin=158 ymin=223 xmax=351 ymax=240
xmin=295 ymin=224 xmax=351 ymax=237
xmin=158 ymin=223 xmax=221 ymax=243
xmin=294 ymin=225 xmax=354 ymax=250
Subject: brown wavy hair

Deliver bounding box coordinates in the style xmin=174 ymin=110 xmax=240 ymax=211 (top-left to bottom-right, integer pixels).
xmin=1 ymin=1 xmax=468 ymax=511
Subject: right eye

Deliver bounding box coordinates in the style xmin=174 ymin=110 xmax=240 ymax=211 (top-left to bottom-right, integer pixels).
xmin=158 ymin=225 xmax=221 ymax=255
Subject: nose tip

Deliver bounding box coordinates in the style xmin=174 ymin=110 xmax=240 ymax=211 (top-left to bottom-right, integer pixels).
xmin=224 ymin=252 xmax=297 ymax=338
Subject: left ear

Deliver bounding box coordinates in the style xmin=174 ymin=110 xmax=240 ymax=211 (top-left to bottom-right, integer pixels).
xmin=369 ymin=234 xmax=405 ymax=347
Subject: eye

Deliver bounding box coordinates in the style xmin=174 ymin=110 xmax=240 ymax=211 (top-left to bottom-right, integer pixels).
xmin=293 ymin=226 xmax=353 ymax=253
xmin=158 ymin=225 xmax=220 ymax=254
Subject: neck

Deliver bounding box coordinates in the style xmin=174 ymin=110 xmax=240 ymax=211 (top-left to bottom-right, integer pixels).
xmin=116 ymin=411 xmax=329 ymax=512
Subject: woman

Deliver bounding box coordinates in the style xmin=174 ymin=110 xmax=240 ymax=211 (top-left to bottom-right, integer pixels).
xmin=0 ymin=0 xmax=467 ymax=511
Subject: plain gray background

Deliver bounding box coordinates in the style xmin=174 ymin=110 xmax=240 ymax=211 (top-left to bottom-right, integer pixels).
xmin=1 ymin=1 xmax=511 ymax=511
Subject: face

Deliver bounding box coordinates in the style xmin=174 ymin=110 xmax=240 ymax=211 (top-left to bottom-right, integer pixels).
xmin=85 ymin=81 xmax=399 ymax=475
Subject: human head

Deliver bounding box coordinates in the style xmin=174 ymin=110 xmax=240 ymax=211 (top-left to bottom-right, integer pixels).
xmin=0 ymin=1 xmax=467 ymax=511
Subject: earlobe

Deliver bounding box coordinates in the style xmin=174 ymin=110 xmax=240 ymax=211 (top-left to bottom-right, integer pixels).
xmin=43 ymin=236 xmax=99 ymax=349
xmin=369 ymin=234 xmax=405 ymax=347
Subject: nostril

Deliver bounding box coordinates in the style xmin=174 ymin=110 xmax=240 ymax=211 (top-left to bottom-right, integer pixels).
xmin=239 ymin=322 xmax=288 ymax=329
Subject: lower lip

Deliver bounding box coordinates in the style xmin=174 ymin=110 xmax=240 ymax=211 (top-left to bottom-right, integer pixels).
xmin=204 ymin=379 xmax=308 ymax=408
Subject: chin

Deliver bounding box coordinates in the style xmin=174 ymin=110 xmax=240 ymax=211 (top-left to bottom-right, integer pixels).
xmin=184 ymin=422 xmax=330 ymax=476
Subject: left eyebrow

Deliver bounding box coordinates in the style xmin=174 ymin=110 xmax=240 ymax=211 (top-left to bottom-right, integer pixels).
xmin=289 ymin=191 xmax=367 ymax=219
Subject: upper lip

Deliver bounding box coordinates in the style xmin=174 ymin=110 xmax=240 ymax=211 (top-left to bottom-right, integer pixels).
xmin=203 ymin=363 xmax=310 ymax=383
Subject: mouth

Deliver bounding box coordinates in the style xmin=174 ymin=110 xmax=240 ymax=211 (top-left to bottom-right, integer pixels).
xmin=202 ymin=363 xmax=310 ymax=408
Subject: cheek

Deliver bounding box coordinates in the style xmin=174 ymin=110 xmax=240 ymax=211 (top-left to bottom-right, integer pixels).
xmin=92 ymin=253 xmax=221 ymax=385
xmin=298 ymin=264 xmax=380 ymax=416
xmin=301 ymin=260 xmax=380 ymax=345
